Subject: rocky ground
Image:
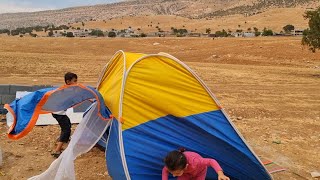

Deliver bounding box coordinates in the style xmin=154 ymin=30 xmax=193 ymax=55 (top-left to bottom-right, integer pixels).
xmin=0 ymin=36 xmax=319 ymax=179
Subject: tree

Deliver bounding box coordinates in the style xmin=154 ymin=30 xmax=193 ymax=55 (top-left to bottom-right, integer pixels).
xmin=262 ymin=28 xmax=273 ymax=36
xmin=283 ymin=24 xmax=295 ymax=33
xmin=206 ymin=28 xmax=211 ymax=34
xmin=0 ymin=29 xmax=10 ymax=35
xmin=90 ymin=29 xmax=104 ymax=37
xmin=66 ymin=32 xmax=74 ymax=37
xmin=254 ymin=31 xmax=261 ymax=36
xmin=34 ymin=25 xmax=44 ymax=32
xmin=302 ymin=7 xmax=320 ymax=52
xmin=215 ymin=29 xmax=228 ymax=37
xmin=108 ymin=31 xmax=116 ymax=37
xmin=58 ymin=25 xmax=69 ymax=30
xmin=48 ymin=30 xmax=54 ymax=37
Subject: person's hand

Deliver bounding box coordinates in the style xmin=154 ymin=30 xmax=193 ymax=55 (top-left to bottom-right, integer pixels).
xmin=217 ymin=171 xmax=230 ymax=180
xmin=218 ymin=174 xmax=230 ymax=180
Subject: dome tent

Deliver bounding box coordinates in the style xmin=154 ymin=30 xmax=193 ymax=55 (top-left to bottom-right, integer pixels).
xmin=5 ymin=51 xmax=272 ymax=180
xmin=97 ymin=51 xmax=271 ymax=180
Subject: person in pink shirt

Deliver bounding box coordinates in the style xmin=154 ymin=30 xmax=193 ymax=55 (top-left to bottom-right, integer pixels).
xmin=162 ymin=149 xmax=230 ymax=180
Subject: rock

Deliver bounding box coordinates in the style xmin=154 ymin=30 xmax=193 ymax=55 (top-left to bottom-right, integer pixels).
xmin=211 ymin=55 xmax=219 ymax=58
xmin=18 ymin=143 xmax=24 ymax=145
xmin=272 ymin=140 xmax=281 ymax=144
xmin=153 ymin=42 xmax=160 ymax=46
xmin=237 ymin=116 xmax=243 ymax=120
xmin=35 ymin=147 xmax=38 ymax=150
xmin=311 ymin=171 xmax=320 ymax=178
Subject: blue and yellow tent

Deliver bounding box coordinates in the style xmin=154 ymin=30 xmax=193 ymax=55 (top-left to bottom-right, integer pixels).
xmin=5 ymin=51 xmax=272 ymax=180
xmin=97 ymin=51 xmax=272 ymax=180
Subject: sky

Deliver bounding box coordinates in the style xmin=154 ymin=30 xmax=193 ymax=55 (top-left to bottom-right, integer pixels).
xmin=0 ymin=0 xmax=122 ymax=14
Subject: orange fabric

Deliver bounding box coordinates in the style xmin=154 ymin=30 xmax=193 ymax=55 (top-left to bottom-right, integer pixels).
xmin=4 ymin=104 xmax=16 ymax=134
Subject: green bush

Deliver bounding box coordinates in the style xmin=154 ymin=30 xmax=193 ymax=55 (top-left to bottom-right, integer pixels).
xmin=283 ymin=24 xmax=295 ymax=33
xmin=215 ymin=29 xmax=228 ymax=37
xmin=262 ymin=28 xmax=273 ymax=36
xmin=90 ymin=29 xmax=104 ymax=37
xmin=302 ymin=7 xmax=320 ymax=52
xmin=66 ymin=32 xmax=74 ymax=37
xmin=108 ymin=31 xmax=117 ymax=37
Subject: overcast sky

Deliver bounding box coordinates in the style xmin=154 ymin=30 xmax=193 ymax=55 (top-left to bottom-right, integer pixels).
xmin=0 ymin=0 xmax=122 ymax=14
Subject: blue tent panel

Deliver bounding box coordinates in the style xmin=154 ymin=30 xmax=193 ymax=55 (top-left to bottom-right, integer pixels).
xmin=106 ymin=119 xmax=127 ymax=179
xmin=7 ymin=87 xmax=55 ymax=135
xmin=122 ymin=110 xmax=271 ymax=180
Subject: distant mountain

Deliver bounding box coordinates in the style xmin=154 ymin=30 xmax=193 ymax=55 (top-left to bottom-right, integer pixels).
xmin=0 ymin=0 xmax=318 ymax=29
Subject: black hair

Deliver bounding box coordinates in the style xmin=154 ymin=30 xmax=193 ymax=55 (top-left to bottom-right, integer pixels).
xmin=164 ymin=148 xmax=187 ymax=171
xmin=64 ymin=72 xmax=77 ymax=84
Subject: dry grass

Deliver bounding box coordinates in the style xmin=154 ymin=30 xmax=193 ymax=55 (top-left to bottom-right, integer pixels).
xmin=70 ymin=7 xmax=313 ymax=33
xmin=0 ymin=36 xmax=319 ymax=179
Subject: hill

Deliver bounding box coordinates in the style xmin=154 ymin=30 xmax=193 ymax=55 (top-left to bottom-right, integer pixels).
xmin=0 ymin=0 xmax=319 ymax=30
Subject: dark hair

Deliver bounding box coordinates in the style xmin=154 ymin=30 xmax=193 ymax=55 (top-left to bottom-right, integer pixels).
xmin=64 ymin=72 xmax=77 ymax=84
xmin=164 ymin=149 xmax=187 ymax=171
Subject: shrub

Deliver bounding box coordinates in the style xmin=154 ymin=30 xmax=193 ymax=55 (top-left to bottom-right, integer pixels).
xmin=108 ymin=31 xmax=116 ymax=37
xmin=302 ymin=7 xmax=320 ymax=52
xmin=66 ymin=32 xmax=74 ymax=37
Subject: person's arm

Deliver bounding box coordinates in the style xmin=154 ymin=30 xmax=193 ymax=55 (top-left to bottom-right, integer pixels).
xmin=202 ymin=158 xmax=230 ymax=180
xmin=202 ymin=158 xmax=222 ymax=172
xmin=162 ymin=166 xmax=169 ymax=180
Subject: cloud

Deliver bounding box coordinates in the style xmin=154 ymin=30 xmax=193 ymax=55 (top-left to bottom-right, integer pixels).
xmin=0 ymin=1 xmax=55 ymax=14
xmin=0 ymin=0 xmax=122 ymax=14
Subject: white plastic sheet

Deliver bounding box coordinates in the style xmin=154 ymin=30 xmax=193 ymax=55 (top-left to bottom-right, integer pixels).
xmin=29 ymin=102 xmax=110 ymax=180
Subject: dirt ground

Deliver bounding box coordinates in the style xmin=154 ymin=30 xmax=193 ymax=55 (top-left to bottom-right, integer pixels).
xmin=0 ymin=36 xmax=319 ymax=180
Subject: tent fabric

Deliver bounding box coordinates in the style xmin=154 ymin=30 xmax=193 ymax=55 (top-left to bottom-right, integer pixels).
xmin=4 ymin=84 xmax=110 ymax=140
xmin=5 ymin=51 xmax=272 ymax=180
xmin=29 ymin=102 xmax=111 ymax=180
xmin=98 ymin=51 xmax=272 ymax=180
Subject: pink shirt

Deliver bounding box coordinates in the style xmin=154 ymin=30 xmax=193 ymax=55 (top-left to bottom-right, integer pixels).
xmin=162 ymin=151 xmax=222 ymax=180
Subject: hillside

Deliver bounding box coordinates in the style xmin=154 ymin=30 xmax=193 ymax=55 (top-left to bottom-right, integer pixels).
xmin=0 ymin=0 xmax=318 ymax=29
xmin=68 ymin=8 xmax=311 ymax=34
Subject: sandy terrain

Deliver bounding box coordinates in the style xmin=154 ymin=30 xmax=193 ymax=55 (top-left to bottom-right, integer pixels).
xmin=70 ymin=7 xmax=314 ymax=33
xmin=0 ymin=36 xmax=319 ymax=180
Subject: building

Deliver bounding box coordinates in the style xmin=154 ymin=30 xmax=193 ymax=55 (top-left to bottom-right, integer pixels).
xmin=291 ymin=29 xmax=304 ymax=36
xmin=70 ymin=29 xmax=91 ymax=37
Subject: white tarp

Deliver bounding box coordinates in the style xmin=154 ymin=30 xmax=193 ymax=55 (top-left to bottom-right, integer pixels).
xmin=28 ymin=102 xmax=110 ymax=180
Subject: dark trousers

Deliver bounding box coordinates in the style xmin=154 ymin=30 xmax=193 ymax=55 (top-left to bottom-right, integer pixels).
xmin=52 ymin=114 xmax=71 ymax=143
